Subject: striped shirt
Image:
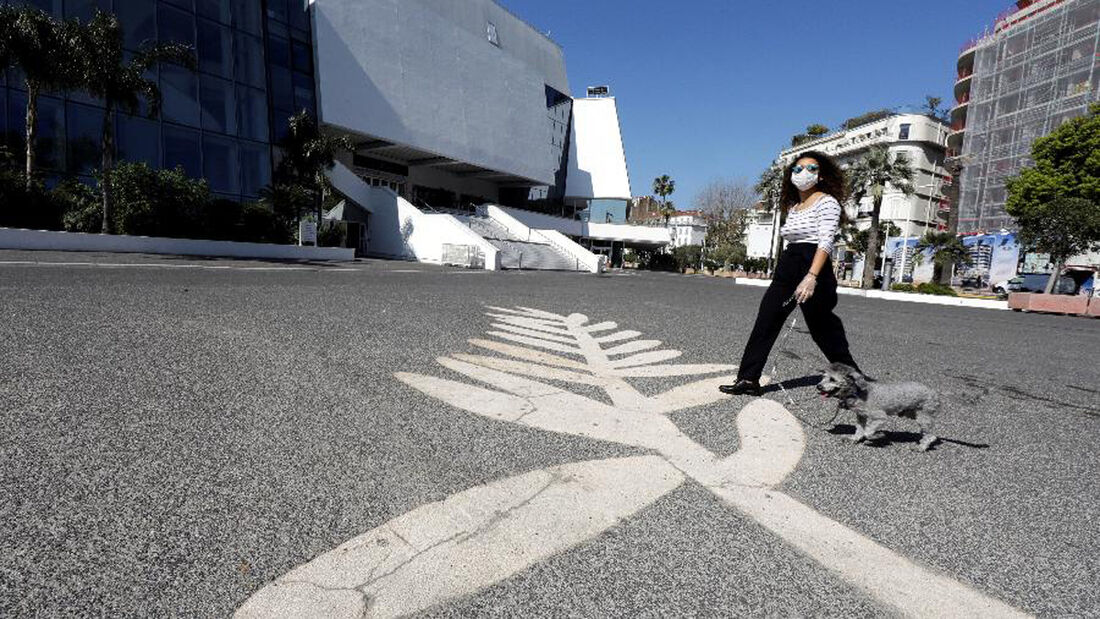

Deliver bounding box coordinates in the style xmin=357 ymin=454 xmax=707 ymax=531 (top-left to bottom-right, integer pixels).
xmin=780 ymin=195 xmax=842 ymax=254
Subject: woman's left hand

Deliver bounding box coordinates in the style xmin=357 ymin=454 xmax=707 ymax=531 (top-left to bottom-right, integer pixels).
xmin=795 ymin=273 xmax=817 ymax=304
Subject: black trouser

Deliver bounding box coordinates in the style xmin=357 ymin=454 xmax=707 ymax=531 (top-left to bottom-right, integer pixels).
xmin=737 ymin=243 xmax=860 ymax=381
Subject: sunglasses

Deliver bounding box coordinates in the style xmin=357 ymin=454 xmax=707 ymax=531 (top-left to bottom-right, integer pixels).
xmin=792 ymin=164 xmax=819 ymax=174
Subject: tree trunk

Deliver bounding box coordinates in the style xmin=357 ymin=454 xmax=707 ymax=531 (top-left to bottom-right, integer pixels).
xmin=861 ymin=197 xmax=883 ymax=289
xmin=100 ymin=104 xmax=115 ymax=234
xmin=1044 ymin=258 xmax=1064 ymax=294
xmin=316 ymin=182 xmax=325 ymax=239
xmin=24 ymin=83 xmax=38 ymax=191
xmin=939 ymin=159 xmax=962 ymax=286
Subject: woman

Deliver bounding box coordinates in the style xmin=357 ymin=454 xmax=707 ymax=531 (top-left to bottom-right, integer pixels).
xmin=720 ymin=151 xmax=861 ymax=396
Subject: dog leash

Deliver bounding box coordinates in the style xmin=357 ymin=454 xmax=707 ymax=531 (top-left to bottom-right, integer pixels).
xmin=769 ymin=294 xmax=841 ymax=429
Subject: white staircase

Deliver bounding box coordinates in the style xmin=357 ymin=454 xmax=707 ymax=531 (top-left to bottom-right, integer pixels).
xmin=457 ymin=213 xmax=584 ymax=271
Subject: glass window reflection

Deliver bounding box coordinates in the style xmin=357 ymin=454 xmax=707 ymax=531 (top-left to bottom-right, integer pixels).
xmin=198 ymin=19 xmax=233 ymax=77
xmin=201 ymin=75 xmax=237 ymax=135
xmin=117 ymin=114 xmax=160 ymax=168
xmin=162 ymin=65 xmax=200 ymax=127
xmin=202 ymin=134 xmax=239 ymax=193
xmin=66 ymin=102 xmax=102 ymax=175
xmin=236 ymin=85 xmax=268 ymax=141
xmin=163 ymin=124 xmax=202 ymax=178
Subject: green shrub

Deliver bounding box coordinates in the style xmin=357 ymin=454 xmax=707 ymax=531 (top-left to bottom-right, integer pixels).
xmin=891 ymin=283 xmax=915 ymax=292
xmin=671 ymin=244 xmax=703 ymax=272
xmin=108 ymin=163 xmax=211 ymax=238
xmin=916 ymin=282 xmax=957 ymax=296
xmin=643 ymin=252 xmax=678 ymax=272
xmin=0 ymin=161 xmax=97 ymax=232
xmin=318 ymin=220 xmax=348 ymax=247
xmin=55 ymin=180 xmax=100 ymax=232
xmin=238 ymin=201 xmax=293 ymax=244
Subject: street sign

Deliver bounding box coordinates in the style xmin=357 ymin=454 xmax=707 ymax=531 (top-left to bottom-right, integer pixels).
xmin=299 ymin=221 xmax=317 ymax=246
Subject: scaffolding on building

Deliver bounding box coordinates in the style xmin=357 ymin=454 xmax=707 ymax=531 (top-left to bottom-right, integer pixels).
xmin=955 ymin=0 xmax=1100 ymax=234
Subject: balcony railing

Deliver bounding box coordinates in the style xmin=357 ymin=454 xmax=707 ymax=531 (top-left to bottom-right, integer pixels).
xmin=957 ymin=69 xmax=973 ymax=81
xmin=959 ymin=37 xmax=982 ymax=55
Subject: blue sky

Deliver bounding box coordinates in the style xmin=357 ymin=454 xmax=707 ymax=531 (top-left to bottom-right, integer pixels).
xmin=499 ymin=0 xmax=1011 ymax=209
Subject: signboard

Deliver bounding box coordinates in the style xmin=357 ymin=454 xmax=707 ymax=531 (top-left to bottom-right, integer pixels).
xmin=299 ymin=221 xmax=318 ymax=246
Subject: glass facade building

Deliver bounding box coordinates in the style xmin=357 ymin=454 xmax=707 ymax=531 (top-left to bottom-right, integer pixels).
xmin=0 ymin=0 xmax=317 ymax=201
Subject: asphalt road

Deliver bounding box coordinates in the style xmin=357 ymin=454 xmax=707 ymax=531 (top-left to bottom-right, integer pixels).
xmin=1 ymin=250 xmax=1097 ymax=617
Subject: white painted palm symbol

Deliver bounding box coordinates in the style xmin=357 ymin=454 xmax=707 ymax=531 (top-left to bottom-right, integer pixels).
xmin=237 ymin=306 xmax=1026 ymax=618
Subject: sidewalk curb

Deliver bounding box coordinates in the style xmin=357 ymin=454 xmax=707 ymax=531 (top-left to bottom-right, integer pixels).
xmin=730 ymin=278 xmax=1009 ymax=311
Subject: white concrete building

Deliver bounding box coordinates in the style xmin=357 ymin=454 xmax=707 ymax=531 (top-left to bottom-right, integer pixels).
xmin=779 ymin=114 xmax=951 ymax=240
xmin=314 ymin=0 xmax=668 ymax=271
xmin=666 ymin=211 xmax=708 ymax=249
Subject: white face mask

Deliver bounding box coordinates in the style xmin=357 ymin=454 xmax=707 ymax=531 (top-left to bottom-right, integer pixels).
xmin=791 ymin=169 xmax=819 ymax=192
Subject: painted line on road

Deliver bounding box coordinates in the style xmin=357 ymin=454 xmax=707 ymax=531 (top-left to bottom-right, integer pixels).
xmin=238 ymin=306 xmax=1027 ymax=618
xmin=0 ymin=260 xmax=357 ymax=272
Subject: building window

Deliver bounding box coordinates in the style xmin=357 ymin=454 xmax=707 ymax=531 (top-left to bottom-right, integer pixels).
xmin=66 ymin=0 xmax=109 ymax=21
xmin=267 ymin=0 xmax=288 ymax=24
xmin=66 ymin=101 xmax=101 ymax=175
xmin=239 ymin=142 xmax=270 ymax=197
xmin=487 ymin=21 xmax=500 ymax=47
xmin=163 ymin=124 xmax=202 ymax=178
xmin=117 ymin=114 xmax=160 ymax=168
xmin=196 ymin=0 xmax=232 ymax=25
xmin=200 ymin=75 xmax=237 ymax=135
xmin=162 ymin=64 xmax=201 ymax=127
xmin=117 ymin=1 xmax=155 ymax=51
xmin=267 ymin=32 xmax=290 ymax=69
xmin=202 ymin=134 xmax=240 ymax=193
xmin=236 ymin=85 xmax=269 ymax=141
xmin=898 ymin=124 xmax=910 ymax=140
xmin=198 ymin=19 xmax=234 ymax=77
xmin=232 ymin=0 xmax=262 ymax=35
xmin=234 ymin=32 xmax=266 ymax=87
xmin=159 ymin=5 xmax=196 ymax=49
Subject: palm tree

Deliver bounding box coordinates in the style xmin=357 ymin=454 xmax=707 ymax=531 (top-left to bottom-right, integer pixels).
xmin=0 ymin=6 xmax=82 ymax=189
xmin=755 ymin=162 xmax=784 ymax=271
xmin=938 ymin=157 xmax=964 ymax=285
xmin=915 ymin=230 xmax=970 ymax=283
xmin=76 ymin=10 xmax=195 ymax=233
xmin=652 ymin=174 xmax=676 ymax=223
xmin=275 ymin=110 xmax=353 ymax=228
xmin=847 ymin=146 xmax=915 ymax=288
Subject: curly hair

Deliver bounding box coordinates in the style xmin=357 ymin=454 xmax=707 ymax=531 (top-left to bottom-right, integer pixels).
xmin=780 ymin=150 xmax=848 ymax=216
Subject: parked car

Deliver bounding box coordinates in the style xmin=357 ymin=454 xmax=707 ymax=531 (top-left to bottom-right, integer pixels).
xmin=1004 ymin=272 xmax=1077 ymax=295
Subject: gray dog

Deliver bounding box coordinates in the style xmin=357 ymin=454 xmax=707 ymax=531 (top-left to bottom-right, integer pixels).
xmin=817 ymin=363 xmax=940 ymax=451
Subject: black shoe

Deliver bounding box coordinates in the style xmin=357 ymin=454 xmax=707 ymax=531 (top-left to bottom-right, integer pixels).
xmin=718 ymin=379 xmax=762 ymax=396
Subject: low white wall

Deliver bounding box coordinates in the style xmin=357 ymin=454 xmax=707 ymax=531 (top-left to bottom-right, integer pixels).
xmin=731 ymin=277 xmax=1008 ymax=310
xmin=329 ymin=162 xmax=500 ymax=270
xmin=0 ymin=227 xmax=355 ymax=261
